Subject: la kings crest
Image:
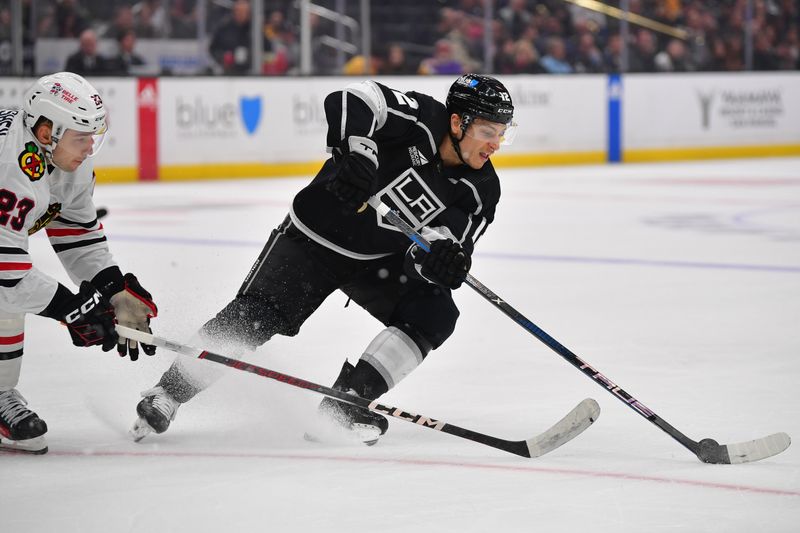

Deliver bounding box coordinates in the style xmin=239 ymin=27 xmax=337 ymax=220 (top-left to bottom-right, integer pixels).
xmin=375 ymin=168 xmax=445 ymax=232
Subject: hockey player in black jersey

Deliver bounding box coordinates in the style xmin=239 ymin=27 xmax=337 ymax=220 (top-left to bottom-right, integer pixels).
xmin=132 ymin=74 xmax=516 ymax=445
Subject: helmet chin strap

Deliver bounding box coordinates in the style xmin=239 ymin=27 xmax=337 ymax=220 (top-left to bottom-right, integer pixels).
xmin=29 ymin=127 xmax=56 ymax=167
xmin=448 ymin=113 xmax=472 ymax=166
xmin=449 ymin=130 xmax=468 ymax=166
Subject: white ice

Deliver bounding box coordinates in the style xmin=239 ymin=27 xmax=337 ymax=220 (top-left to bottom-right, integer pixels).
xmin=3 ymin=158 xmax=799 ymax=532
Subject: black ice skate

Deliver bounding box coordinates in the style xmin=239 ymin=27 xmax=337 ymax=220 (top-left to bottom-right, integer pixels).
xmin=309 ymin=361 xmax=389 ymax=446
xmin=130 ymin=386 xmax=180 ymax=442
xmin=0 ymin=389 xmax=48 ymax=454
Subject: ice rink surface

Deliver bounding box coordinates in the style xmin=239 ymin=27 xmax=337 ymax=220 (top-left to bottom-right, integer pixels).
xmin=3 ymin=158 xmax=799 ymax=532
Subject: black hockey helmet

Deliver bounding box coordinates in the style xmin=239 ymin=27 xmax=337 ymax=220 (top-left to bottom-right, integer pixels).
xmin=446 ymin=74 xmax=514 ymax=126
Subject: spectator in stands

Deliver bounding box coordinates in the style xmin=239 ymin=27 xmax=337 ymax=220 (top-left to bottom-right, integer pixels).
xmin=651 ymin=0 xmax=680 ymax=27
xmin=34 ymin=1 xmax=59 ymax=39
xmin=103 ymin=5 xmax=135 ymax=40
xmin=603 ymin=32 xmax=623 ymax=72
xmin=418 ymin=39 xmax=465 ymax=75
xmin=487 ymin=17 xmax=511 ymax=61
xmin=654 ymin=39 xmax=693 ymax=71
xmin=572 ymin=32 xmax=604 ymax=73
xmin=508 ymin=38 xmax=543 ymax=74
xmin=454 ymin=10 xmax=484 ymax=62
xmin=64 ymin=29 xmax=113 ymax=75
xmin=262 ymin=9 xmax=296 ymax=75
xmin=776 ymin=24 xmax=798 ymax=70
xmin=456 ymin=0 xmax=484 ymax=18
xmin=168 ymin=0 xmax=198 ymax=39
xmin=723 ymin=33 xmax=745 ymax=71
xmin=380 ymin=44 xmax=416 ymax=75
xmin=209 ymin=0 xmax=253 ymax=75
xmin=753 ymin=32 xmax=780 ymax=70
xmin=683 ymin=4 xmax=712 ymax=68
xmin=568 ymin=2 xmax=607 ymax=34
xmin=628 ymin=28 xmax=658 ymax=72
xmin=434 ymin=8 xmax=480 ymax=72
xmin=108 ymin=29 xmax=147 ymax=75
xmin=539 ymin=36 xmax=573 ymax=73
xmin=15 ymin=0 xmax=800 ymax=76
xmin=133 ymin=0 xmax=168 ymax=38
xmin=0 ymin=7 xmax=10 ymax=75
xmin=341 ymin=53 xmax=381 ymax=75
xmin=493 ymin=37 xmax=518 ymax=74
xmin=0 ymin=6 xmax=9 ymax=41
xmin=538 ymin=10 xmax=568 ymax=43
xmin=263 ymin=9 xmax=289 ymax=45
xmin=56 ymin=0 xmax=89 ymax=38
xmin=498 ymin=0 xmax=533 ymax=40
xmin=705 ymin=35 xmax=729 ymax=71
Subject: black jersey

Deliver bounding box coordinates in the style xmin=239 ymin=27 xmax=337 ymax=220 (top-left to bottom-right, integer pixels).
xmin=291 ymin=80 xmax=500 ymax=260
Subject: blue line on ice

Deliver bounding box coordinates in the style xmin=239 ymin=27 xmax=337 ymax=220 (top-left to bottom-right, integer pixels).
xmin=107 ymin=233 xmax=800 ymax=273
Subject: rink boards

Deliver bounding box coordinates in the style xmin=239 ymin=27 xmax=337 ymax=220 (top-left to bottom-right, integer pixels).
xmin=0 ymin=72 xmax=798 ymax=182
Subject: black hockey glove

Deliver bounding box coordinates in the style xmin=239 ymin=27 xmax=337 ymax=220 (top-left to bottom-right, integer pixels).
xmin=327 ymin=151 xmax=377 ymax=212
xmin=406 ymin=238 xmax=472 ymax=290
xmin=326 ymin=137 xmax=378 ymax=213
xmin=108 ymin=273 xmax=158 ymax=361
xmin=44 ymin=282 xmax=119 ymax=352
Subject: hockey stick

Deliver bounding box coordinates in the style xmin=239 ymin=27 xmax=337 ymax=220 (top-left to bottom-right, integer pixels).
xmin=368 ymin=197 xmax=791 ymax=464
xmin=116 ymin=325 xmax=599 ymax=458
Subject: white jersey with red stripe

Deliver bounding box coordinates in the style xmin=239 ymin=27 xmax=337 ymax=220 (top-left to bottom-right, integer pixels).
xmin=0 ymin=108 xmax=116 ymax=315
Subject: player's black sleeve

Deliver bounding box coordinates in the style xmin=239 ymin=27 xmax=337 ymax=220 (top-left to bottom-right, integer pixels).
xmin=323 ymin=80 xmax=437 ymax=154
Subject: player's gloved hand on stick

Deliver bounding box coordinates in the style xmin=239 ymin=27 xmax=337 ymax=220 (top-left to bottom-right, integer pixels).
xmin=406 ymin=238 xmax=472 ymax=290
xmin=41 ymin=281 xmax=119 ymax=352
xmin=327 ymin=136 xmax=378 ymax=212
xmin=108 ymin=273 xmax=158 ymax=361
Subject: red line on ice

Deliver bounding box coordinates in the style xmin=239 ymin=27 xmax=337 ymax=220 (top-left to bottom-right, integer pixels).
xmin=46 ymin=449 xmax=799 ymax=497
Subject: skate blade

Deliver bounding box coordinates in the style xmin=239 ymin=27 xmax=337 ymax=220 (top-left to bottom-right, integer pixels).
xmin=129 ymin=417 xmax=155 ymax=442
xmin=304 ymin=420 xmax=382 ymax=447
xmin=0 ymin=435 xmax=48 ymax=454
xmin=353 ymin=423 xmax=381 ymax=446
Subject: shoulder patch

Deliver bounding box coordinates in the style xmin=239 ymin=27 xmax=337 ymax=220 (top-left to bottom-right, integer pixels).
xmin=28 ymin=202 xmax=62 ymax=236
xmin=18 ymin=141 xmax=46 ymax=181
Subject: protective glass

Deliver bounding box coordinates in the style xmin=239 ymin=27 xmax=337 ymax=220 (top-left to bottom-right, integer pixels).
xmin=465 ymin=119 xmax=518 ymax=146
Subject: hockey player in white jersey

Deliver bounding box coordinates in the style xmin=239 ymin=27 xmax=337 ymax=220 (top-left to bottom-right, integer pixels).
xmin=131 ymin=74 xmax=516 ymax=445
xmin=0 ymin=72 xmax=158 ymax=454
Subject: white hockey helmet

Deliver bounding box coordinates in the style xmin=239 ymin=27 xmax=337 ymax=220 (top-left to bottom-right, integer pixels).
xmin=23 ymin=72 xmax=108 ymax=155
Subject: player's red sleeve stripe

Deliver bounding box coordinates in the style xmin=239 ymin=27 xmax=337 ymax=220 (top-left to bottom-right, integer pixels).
xmin=0 ymin=333 xmax=24 ymax=345
xmin=0 ymin=262 xmax=32 ymax=271
xmin=45 ymin=227 xmax=99 ymax=237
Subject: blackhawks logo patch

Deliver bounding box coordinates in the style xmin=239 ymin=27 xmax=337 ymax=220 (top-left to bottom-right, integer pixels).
xmin=18 ymin=142 xmax=45 ymax=181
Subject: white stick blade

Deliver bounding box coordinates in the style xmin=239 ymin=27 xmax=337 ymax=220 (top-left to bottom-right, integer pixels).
xmin=726 ymin=432 xmax=791 ymax=464
xmin=526 ymin=398 xmax=600 ymax=458
xmin=116 ymin=325 xmax=153 ymax=344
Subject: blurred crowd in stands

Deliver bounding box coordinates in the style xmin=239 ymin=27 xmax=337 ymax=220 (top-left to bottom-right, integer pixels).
xmin=0 ymin=0 xmax=797 ymax=76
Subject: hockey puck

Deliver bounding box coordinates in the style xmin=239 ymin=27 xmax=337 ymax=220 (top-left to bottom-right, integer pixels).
xmin=697 ymin=438 xmax=729 ymax=464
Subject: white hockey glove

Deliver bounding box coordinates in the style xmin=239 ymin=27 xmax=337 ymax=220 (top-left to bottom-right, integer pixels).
xmin=109 ymin=273 xmax=158 ymax=361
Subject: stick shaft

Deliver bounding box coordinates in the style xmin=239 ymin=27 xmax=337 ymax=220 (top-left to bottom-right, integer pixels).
xmin=368 ymin=198 xmax=701 ymax=456
xmin=117 ymin=325 xmax=552 ymax=457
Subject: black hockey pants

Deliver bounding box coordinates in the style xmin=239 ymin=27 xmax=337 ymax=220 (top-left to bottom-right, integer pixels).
xmin=201 ymin=215 xmax=459 ymax=351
